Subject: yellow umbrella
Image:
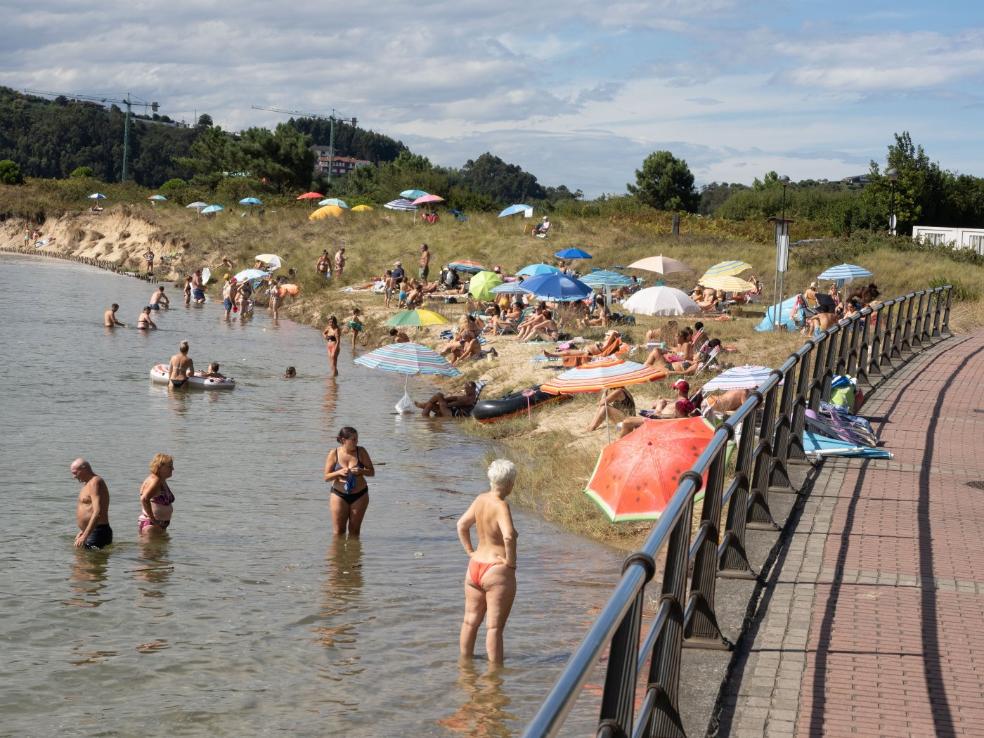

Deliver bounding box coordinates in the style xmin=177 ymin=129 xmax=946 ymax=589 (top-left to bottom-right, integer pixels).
xmin=386 ymin=309 xmax=449 ymax=327
xmin=699 ymin=274 xmax=755 ymax=292
xmin=701 ymin=260 xmax=752 ymax=278
xmin=351 ymin=204 xmax=373 ymax=212
xmin=309 ymin=204 xmax=344 ymax=220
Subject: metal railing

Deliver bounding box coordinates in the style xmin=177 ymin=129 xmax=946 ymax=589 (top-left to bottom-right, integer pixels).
xmin=523 ymin=284 xmax=953 ymax=738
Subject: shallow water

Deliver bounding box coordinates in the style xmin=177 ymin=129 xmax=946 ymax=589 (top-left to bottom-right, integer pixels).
xmin=0 ymin=254 xmax=619 ymax=736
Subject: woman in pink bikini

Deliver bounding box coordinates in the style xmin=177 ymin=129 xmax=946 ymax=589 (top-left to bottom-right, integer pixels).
xmin=138 ymin=453 xmax=175 ymax=537
xmin=456 ymin=459 xmax=518 ymax=665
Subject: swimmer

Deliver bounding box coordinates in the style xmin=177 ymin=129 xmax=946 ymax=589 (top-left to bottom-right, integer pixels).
xmin=322 ymin=315 xmax=341 ymax=377
xmin=148 ymin=285 xmax=169 ymax=311
xmin=347 ymin=307 xmax=363 ymax=350
xmin=136 ymin=307 xmax=157 ymax=330
xmin=168 ymin=340 xmax=194 ymax=388
xmin=71 ymin=458 xmax=112 ymax=549
xmin=200 ymin=362 xmax=225 ymax=379
xmin=138 ymin=453 xmax=175 ymax=537
xmin=104 ymin=303 xmax=125 ymax=328
xmin=457 ymin=459 xmax=518 ymax=665
xmin=191 ymin=269 xmax=206 ymax=303
xmin=284 ymin=366 xmax=297 ymax=379
xmin=323 ymin=427 xmax=375 ymax=537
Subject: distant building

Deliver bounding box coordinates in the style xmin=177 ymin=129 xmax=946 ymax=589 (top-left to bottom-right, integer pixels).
xmin=841 ymin=174 xmax=871 ymax=186
xmin=912 ymin=225 xmax=984 ymax=255
xmin=311 ymin=148 xmax=372 ymax=176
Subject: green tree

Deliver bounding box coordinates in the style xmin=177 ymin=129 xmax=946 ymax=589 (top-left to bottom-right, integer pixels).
xmin=239 ymin=123 xmax=315 ymax=191
xmin=0 ymin=159 xmax=23 ymax=184
xmin=197 ymin=114 xmax=213 ymax=128
xmin=627 ymin=151 xmax=699 ymax=211
xmin=70 ymin=166 xmax=94 ymax=178
xmin=456 ymin=152 xmax=546 ymax=203
xmin=864 ymin=131 xmax=948 ymax=233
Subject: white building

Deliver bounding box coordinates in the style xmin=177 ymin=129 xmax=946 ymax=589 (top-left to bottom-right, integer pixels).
xmin=911 ymin=226 xmax=984 ymax=255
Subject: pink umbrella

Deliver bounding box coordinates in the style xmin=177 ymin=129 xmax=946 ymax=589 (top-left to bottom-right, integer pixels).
xmin=412 ymin=194 xmax=445 ymax=206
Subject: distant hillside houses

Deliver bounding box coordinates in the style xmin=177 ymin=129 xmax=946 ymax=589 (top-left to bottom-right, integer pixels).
xmin=841 ymin=174 xmax=871 ymax=186
xmin=311 ymin=147 xmax=372 ymax=176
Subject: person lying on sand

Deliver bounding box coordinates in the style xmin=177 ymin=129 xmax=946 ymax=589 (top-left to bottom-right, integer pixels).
xmin=450 ymin=332 xmax=483 ymax=365
xmin=416 ymin=381 xmax=479 ymax=417
xmin=703 ymin=388 xmax=751 ymax=414
xmin=543 ymin=330 xmax=621 ymax=359
xmin=618 ymin=400 xmax=694 ymax=438
xmin=586 ymin=387 xmax=635 ymax=432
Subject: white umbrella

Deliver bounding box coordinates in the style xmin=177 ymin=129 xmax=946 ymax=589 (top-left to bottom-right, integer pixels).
xmin=627 ymin=255 xmax=692 ymax=275
xmin=255 ymin=253 xmax=282 ymax=271
xmin=702 ymin=365 xmax=777 ymax=392
xmin=623 ymin=286 xmax=700 ymax=316
xmin=186 ymin=201 xmax=208 ymax=209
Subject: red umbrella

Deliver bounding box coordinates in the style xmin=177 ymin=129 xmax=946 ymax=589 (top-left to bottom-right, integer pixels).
xmin=297 ymin=192 xmax=325 ymax=200
xmin=585 ymin=417 xmax=715 ymax=522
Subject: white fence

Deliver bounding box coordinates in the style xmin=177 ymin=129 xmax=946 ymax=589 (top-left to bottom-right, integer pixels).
xmin=912 ymin=226 xmax=984 ymax=255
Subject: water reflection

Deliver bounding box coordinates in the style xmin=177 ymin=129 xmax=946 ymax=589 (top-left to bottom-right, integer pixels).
xmin=135 ymin=536 xmax=173 ymax=597
xmin=323 ymin=376 xmax=338 ymax=421
xmin=438 ymin=661 xmax=514 ymax=738
xmin=314 ymin=537 xmax=364 ymax=649
xmin=65 ymin=547 xmax=109 ymax=609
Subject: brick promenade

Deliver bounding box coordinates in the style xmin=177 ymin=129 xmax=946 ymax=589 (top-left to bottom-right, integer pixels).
xmin=718 ymin=330 xmax=984 ymax=737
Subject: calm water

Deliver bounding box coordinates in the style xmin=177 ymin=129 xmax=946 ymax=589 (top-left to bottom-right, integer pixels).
xmin=0 ymin=254 xmax=620 ymax=736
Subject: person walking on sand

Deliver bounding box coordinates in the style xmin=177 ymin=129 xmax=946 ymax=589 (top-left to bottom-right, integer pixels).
xmin=137 ymin=306 xmax=157 ymax=330
xmin=323 ymin=315 xmax=341 ymax=376
xmin=419 ymin=243 xmax=431 ymax=280
xmin=168 ymin=341 xmax=194 ymax=388
xmin=323 ymin=427 xmax=375 ymax=537
xmin=457 ymin=459 xmax=518 ymax=665
xmin=71 ymin=458 xmax=112 ymax=550
xmin=138 ymin=453 xmax=176 ymax=537
xmin=144 ymin=250 xmax=155 ymax=276
xmin=334 ymin=246 xmax=346 ymax=278
xmin=104 ymin=304 xmax=125 ymax=328
xmin=316 ymin=250 xmax=331 ymax=280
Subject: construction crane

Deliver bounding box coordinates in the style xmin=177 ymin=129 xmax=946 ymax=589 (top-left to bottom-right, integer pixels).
xmin=23 ymin=89 xmax=162 ymax=183
xmin=251 ymin=105 xmax=357 ymax=186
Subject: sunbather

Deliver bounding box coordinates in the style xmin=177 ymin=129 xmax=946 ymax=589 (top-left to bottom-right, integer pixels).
xmin=586 ymin=387 xmax=636 ymax=432
xmin=543 ymin=330 xmax=621 ymax=359
xmin=517 ymin=309 xmax=551 ymax=341
xmin=619 ymin=399 xmax=694 ymax=437
xmin=416 ymin=381 xmax=479 ymax=417
xmin=703 ymin=388 xmax=751 ymax=413
xmin=527 ymin=311 xmax=559 ymax=342
xmin=450 ymin=332 xmax=483 ymax=365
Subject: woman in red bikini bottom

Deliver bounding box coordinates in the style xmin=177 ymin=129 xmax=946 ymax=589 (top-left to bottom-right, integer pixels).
xmin=139 ymin=453 xmax=176 ymax=536
xmin=456 ymin=459 xmax=518 ymax=665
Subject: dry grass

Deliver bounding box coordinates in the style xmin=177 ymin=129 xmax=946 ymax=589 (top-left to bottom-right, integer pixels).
xmin=5 ymin=181 xmax=983 ymax=545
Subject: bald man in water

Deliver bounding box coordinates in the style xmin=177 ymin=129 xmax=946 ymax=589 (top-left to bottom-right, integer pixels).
xmin=71 ymin=458 xmax=112 ymax=549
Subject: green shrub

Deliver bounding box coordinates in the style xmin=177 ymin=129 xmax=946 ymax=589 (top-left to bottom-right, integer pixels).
xmin=0 ymin=160 xmax=24 ymax=185
xmin=70 ymin=166 xmax=95 ymax=178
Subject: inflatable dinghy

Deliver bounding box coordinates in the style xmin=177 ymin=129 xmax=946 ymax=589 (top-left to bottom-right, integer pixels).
xmin=149 ymin=364 xmax=236 ymax=390
xmin=472 ymin=386 xmax=571 ymax=423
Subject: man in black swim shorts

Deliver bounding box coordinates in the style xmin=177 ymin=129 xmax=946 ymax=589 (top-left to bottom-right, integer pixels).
xmin=72 ymin=458 xmax=113 ymax=550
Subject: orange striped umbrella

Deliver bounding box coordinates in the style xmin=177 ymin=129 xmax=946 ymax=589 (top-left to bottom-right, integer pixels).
xmin=539 ymin=358 xmax=666 ymax=395
xmin=586 ymin=417 xmax=715 ymax=521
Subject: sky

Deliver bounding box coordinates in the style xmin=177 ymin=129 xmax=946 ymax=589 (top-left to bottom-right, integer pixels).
xmin=3 ymin=1 xmax=984 ymax=197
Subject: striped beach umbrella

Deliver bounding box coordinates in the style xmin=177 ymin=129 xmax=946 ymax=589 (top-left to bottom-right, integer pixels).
xmin=384 ymin=198 xmax=418 ymax=211
xmin=491 ymin=281 xmax=530 ymax=295
xmin=580 ymin=270 xmax=634 ymax=288
xmin=702 ymin=260 xmax=752 ymax=278
xmin=698 ymin=274 xmax=755 ymax=292
xmin=540 ymin=359 xmax=666 ymax=395
xmin=517 ymin=263 xmax=560 ymax=277
xmin=702 ymin=365 xmax=776 ymax=392
xmin=818 ymin=263 xmax=872 ymax=282
xmin=355 ymin=342 xmax=461 ymax=412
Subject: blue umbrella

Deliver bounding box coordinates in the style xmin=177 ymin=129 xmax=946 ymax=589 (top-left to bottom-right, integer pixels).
xmin=400 ymin=189 xmax=429 ymax=200
xmin=802 ymin=431 xmax=891 ymax=459
xmin=239 ymin=197 xmax=263 ymax=206
xmin=580 ymin=270 xmax=634 ymax=288
xmin=201 ymin=204 xmax=224 ymax=214
xmin=88 ymin=193 xmax=107 ymax=200
xmin=755 ymin=295 xmax=802 ymax=332
xmin=818 ymin=263 xmax=872 ymax=282
xmin=491 ymin=281 xmax=530 ymax=295
xmin=555 ymin=247 xmax=592 ymax=260
xmin=148 ymin=194 xmax=168 ymax=202
xmin=498 ymin=203 xmax=533 ymax=218
xmin=318 ymin=198 xmax=349 ymax=208
xmin=520 ymin=272 xmax=592 ymax=302
xmin=517 ymin=263 xmax=560 ymax=277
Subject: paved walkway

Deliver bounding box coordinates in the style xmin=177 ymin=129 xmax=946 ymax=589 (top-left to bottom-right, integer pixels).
xmin=718 ymin=330 xmax=984 ymax=737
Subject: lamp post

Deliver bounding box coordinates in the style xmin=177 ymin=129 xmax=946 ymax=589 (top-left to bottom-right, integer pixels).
xmin=773 ymin=176 xmax=791 ymax=328
xmin=886 ymin=167 xmax=898 ymax=236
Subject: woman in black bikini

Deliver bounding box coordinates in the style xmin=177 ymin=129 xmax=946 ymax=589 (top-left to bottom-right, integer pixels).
xmin=322 ymin=315 xmax=341 ymax=377
xmin=323 ymin=427 xmax=375 ymax=537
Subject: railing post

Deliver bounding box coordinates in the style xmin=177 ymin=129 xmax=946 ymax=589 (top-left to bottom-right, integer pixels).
xmin=930 ymin=287 xmax=944 ymax=338
xmin=853 ymin=310 xmax=871 ymax=385
xmin=748 ymin=383 xmax=780 ymax=529
xmin=890 ymin=297 xmax=906 ymax=359
xmin=920 ymin=289 xmax=934 ymax=344
xmin=941 ymin=286 xmax=953 ymax=336
xmin=769 ymin=360 xmax=798 ymax=490
xmin=868 ymin=303 xmax=886 ymax=378
xmin=808 ymin=333 xmax=828 ymax=410
xmin=788 ymin=342 xmax=814 ymax=462
xmin=643 ymin=486 xmax=697 ymax=738
xmin=598 ymin=553 xmax=655 ymax=738
xmin=834 ymin=319 xmax=852 ymax=375
xmin=820 ymin=328 xmax=839 ymax=402
xmin=719 ymin=412 xmax=758 ymax=577
xmin=899 ymin=293 xmax=916 ymax=355
xmin=910 ymin=291 xmax=926 ymax=348
xmin=684 ymin=449 xmax=729 ymax=648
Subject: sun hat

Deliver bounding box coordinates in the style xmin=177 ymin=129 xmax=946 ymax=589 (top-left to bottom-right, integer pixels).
xmin=672 ymin=379 xmax=690 ymax=393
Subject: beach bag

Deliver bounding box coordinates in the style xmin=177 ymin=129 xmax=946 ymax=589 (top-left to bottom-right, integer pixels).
xmin=395 ymin=391 xmax=415 ymax=414
xmin=829 ymin=375 xmax=856 ymax=410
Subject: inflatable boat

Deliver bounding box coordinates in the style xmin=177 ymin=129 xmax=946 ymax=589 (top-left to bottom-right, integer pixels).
xmin=472 ymin=386 xmax=571 ymax=423
xmin=149 ymin=364 xmax=236 ymax=390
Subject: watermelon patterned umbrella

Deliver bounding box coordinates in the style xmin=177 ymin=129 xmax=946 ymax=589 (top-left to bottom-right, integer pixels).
xmin=585 ymin=417 xmax=715 ymax=521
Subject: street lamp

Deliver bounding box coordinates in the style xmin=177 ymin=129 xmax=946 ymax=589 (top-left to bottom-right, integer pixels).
xmin=773 ymin=176 xmax=791 ymax=328
xmin=886 ymin=167 xmax=898 ymax=236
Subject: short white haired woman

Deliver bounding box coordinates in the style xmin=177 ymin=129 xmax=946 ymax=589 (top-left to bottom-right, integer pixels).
xmin=456 ymin=459 xmax=518 ymax=665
